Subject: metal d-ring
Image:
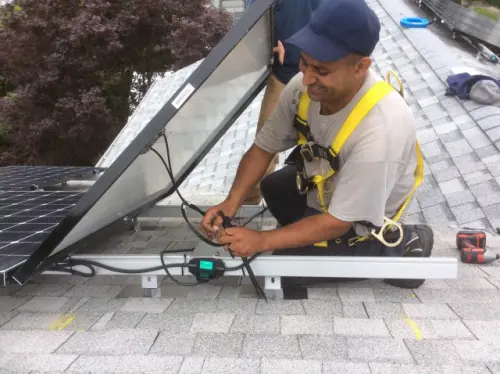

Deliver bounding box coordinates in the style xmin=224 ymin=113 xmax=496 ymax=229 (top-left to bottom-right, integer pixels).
xmin=371 ymin=216 xmax=404 ymax=247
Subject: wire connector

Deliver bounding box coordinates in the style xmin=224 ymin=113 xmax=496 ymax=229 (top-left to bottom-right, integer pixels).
xmin=187 ymin=258 xmax=225 ymax=282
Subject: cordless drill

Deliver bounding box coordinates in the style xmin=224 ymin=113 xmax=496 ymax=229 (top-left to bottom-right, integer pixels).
xmin=456 ymin=228 xmax=499 ymax=264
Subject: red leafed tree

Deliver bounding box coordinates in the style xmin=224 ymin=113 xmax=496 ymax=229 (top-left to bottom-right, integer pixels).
xmin=0 ymin=0 xmax=232 ymax=166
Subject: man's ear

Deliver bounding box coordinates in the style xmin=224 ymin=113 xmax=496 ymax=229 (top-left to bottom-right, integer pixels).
xmin=356 ymin=56 xmax=372 ymax=74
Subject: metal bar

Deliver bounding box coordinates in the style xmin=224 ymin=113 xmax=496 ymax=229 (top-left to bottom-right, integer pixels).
xmin=42 ymin=253 xmax=458 ymax=280
xmin=140 ymin=204 xmax=273 ymax=219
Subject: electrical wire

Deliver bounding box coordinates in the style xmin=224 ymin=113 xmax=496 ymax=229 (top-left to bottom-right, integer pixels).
xmin=49 ymin=131 xmax=269 ymax=297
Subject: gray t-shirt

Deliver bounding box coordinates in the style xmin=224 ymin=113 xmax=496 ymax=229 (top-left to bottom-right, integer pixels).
xmin=254 ymin=69 xmax=418 ymax=236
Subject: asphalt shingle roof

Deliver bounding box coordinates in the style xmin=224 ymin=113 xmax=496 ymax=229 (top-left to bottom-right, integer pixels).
xmin=1 ymin=0 xmax=500 ymax=372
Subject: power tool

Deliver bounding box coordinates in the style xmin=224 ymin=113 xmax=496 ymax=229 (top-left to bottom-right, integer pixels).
xmin=460 ymin=247 xmax=500 ymax=264
xmin=456 ymin=228 xmax=499 ymax=264
xmin=456 ymin=228 xmax=486 ymax=251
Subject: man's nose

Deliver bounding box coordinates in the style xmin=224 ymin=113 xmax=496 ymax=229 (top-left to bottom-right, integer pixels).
xmin=301 ymin=69 xmax=316 ymax=86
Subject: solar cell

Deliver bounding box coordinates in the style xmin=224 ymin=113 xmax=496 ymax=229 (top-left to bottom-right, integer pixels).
xmin=0 ymin=190 xmax=83 ymax=281
xmin=0 ymin=166 xmax=98 ymax=191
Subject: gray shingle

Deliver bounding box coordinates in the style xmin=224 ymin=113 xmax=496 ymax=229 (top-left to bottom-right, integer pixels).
xmin=450 ymin=202 xmax=486 ymax=225
xmin=443 ymin=138 xmax=474 ymax=158
xmin=255 ymin=299 xmax=305 ymax=315
xmin=135 ymin=313 xmax=193 ymax=333
xmin=192 ymin=332 xmax=243 ymax=357
xmin=56 ymin=329 xmax=158 ymax=355
xmin=462 ymin=127 xmax=493 ymax=149
xmin=334 ymin=317 xmax=390 ymax=337
xmin=385 ymin=318 xmax=474 ymax=340
xmin=463 ymin=170 xmax=494 ymax=186
xmin=105 ymin=311 xmax=145 ymax=329
xmin=405 ymin=340 xmax=461 ymax=364
xmin=230 ymin=314 xmax=280 ymax=334
xmin=453 ymin=340 xmax=500 ymax=364
xmin=261 ymin=358 xmax=321 ymax=374
xmin=462 ymin=320 xmax=500 ymax=341
xmin=454 ymin=152 xmax=487 ymax=174
xmin=149 ymin=332 xmax=196 ymax=355
xmin=201 ymin=357 xmax=260 ymax=374
xmin=0 ymin=296 xmax=29 ymax=313
xmin=470 ymin=180 xmax=500 ymax=208
xmin=179 ymin=356 xmax=205 ymax=374
xmin=68 ymin=355 xmax=184 ymax=374
xmin=369 ymin=363 xmax=491 ymax=374
xmin=120 ymin=297 xmax=173 ymax=313
xmin=15 ymin=284 xmax=72 ymax=297
xmin=1 ymin=312 xmax=102 ymax=331
xmin=363 ymin=302 xmax=405 ymax=319
xmin=241 ymin=334 xmax=301 ymax=358
xmin=438 ymin=178 xmax=466 ymax=195
xmin=323 ymin=362 xmax=371 ymax=374
xmin=402 ymin=303 xmax=459 ymax=319
xmin=190 ymin=313 xmax=235 ymax=333
xmin=299 ymin=335 xmax=348 ymax=360
xmin=337 ymin=288 xmax=375 ymax=302
xmin=281 ymin=315 xmax=334 ymax=335
xmin=1 ymin=354 xmax=77 ymax=372
xmin=347 ymin=337 xmax=413 ymax=362
xmin=0 ymin=330 xmax=73 ymax=354
xmin=422 ymin=203 xmax=456 ymax=226
xmin=15 ymin=297 xmax=69 ymax=313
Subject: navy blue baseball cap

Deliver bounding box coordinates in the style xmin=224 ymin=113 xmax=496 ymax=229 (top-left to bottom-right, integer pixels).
xmin=285 ymin=0 xmax=381 ymax=63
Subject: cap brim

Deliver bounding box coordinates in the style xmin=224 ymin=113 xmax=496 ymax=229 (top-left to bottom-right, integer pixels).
xmin=285 ymin=24 xmax=350 ymax=63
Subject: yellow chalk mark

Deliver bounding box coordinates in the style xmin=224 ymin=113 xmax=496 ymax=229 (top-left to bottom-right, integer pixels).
xmin=50 ymin=314 xmax=75 ymax=330
xmin=404 ymin=316 xmax=423 ymax=341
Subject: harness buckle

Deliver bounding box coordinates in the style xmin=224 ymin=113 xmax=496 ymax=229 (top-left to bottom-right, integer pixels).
xmin=299 ymin=141 xmax=315 ymax=163
xmin=296 ymin=171 xmax=308 ymax=195
xmin=370 ymin=216 xmax=404 ymax=247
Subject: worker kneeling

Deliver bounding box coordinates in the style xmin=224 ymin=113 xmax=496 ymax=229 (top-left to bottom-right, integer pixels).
xmin=200 ymin=0 xmax=433 ymax=289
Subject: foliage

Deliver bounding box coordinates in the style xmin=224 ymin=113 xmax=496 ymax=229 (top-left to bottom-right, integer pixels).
xmin=485 ymin=0 xmax=500 ymax=8
xmin=472 ymin=5 xmax=499 ymax=20
xmin=0 ymin=0 xmax=232 ymax=166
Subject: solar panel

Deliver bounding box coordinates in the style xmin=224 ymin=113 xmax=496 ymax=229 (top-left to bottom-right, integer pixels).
xmin=0 ymin=166 xmax=98 ymax=190
xmin=0 ymin=191 xmax=83 ymax=282
xmin=10 ymin=0 xmax=275 ymax=285
xmin=422 ymin=0 xmax=500 ymax=49
xmin=97 ymin=62 xmax=203 ymax=169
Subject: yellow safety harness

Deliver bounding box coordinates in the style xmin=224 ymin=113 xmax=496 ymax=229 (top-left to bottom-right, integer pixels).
xmin=284 ymin=71 xmax=424 ymax=248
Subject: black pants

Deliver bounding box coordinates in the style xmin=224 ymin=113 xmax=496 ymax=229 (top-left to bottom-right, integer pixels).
xmin=260 ymin=165 xmax=407 ymax=257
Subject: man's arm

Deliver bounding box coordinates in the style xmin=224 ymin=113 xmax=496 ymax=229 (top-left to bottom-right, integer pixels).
xmin=261 ymin=213 xmax=352 ymax=251
xmin=225 ymin=76 xmax=301 ymax=206
xmin=225 ymin=144 xmax=275 ymax=207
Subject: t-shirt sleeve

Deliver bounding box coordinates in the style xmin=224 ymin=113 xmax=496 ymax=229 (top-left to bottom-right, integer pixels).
xmin=327 ymin=129 xmax=391 ymax=226
xmin=253 ymin=77 xmax=301 ymax=154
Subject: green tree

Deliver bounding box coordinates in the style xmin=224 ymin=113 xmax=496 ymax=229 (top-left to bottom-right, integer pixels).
xmin=0 ymin=0 xmax=232 ymax=166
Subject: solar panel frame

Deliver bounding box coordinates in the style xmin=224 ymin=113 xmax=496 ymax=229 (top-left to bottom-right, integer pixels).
xmin=0 ymin=166 xmax=99 ymax=191
xmin=11 ymin=0 xmax=276 ymax=285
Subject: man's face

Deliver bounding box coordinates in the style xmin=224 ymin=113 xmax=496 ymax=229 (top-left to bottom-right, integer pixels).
xmin=298 ymin=52 xmax=370 ymax=103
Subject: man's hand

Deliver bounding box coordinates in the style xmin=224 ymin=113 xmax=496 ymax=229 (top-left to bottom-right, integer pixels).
xmin=273 ymin=40 xmax=285 ymax=65
xmin=200 ymin=200 xmax=239 ymax=239
xmin=217 ymin=227 xmax=267 ymax=257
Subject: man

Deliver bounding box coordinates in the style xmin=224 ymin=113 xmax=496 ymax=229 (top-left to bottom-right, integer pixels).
xmin=201 ymin=0 xmax=433 ymax=289
xmin=243 ymin=0 xmax=321 ymax=204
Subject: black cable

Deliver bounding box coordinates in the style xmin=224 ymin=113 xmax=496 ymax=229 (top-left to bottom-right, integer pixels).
xmin=158 ymin=133 xmax=267 ymax=300
xmin=49 ymin=132 xmax=269 ymax=299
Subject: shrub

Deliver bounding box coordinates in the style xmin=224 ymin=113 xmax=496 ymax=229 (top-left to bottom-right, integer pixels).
xmin=0 ymin=0 xmax=232 ymax=166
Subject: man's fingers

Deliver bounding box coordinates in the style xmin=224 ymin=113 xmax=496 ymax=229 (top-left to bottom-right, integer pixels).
xmin=200 ymin=210 xmax=219 ymax=234
xmin=212 ymin=215 xmax=223 ymax=231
